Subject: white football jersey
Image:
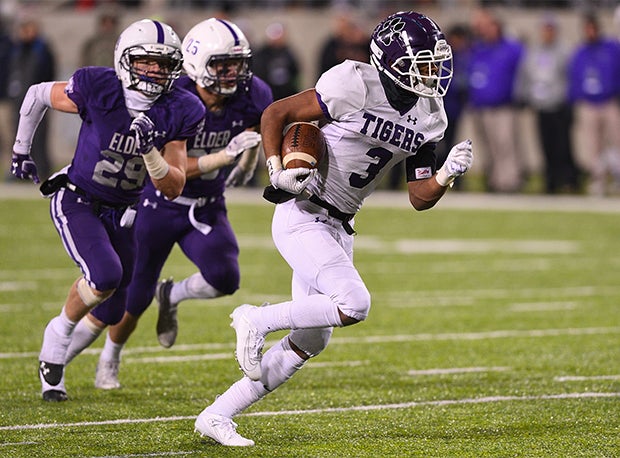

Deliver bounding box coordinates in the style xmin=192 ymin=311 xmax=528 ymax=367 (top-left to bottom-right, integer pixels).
xmin=309 ymin=60 xmax=447 ymax=214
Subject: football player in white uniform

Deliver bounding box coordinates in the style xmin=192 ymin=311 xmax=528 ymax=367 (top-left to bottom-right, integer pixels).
xmin=193 ymin=11 xmax=474 ymax=446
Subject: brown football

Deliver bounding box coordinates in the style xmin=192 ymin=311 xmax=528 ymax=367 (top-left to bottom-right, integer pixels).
xmin=281 ymin=122 xmax=326 ymax=170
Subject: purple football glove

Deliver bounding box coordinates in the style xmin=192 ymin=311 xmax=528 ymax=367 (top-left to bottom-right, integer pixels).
xmin=130 ymin=113 xmax=155 ymax=155
xmin=11 ymin=151 xmax=40 ymax=183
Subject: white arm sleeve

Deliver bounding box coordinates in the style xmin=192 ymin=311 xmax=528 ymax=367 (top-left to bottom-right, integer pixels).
xmin=13 ymin=82 xmax=55 ymax=155
xmin=197 ymin=149 xmax=235 ymax=173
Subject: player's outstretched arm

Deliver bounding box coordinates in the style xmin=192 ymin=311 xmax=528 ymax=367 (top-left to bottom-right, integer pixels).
xmin=12 ymin=82 xmax=77 ymax=183
xmin=187 ymin=130 xmax=262 ymax=180
xmin=408 ymin=140 xmax=473 ymax=211
xmin=407 ymin=177 xmax=448 ymax=210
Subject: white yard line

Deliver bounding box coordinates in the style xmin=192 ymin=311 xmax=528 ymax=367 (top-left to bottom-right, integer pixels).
xmin=4 ymin=184 xmax=620 ymax=213
xmin=509 ymin=302 xmax=578 ymax=312
xmin=1 ymin=326 xmax=618 ymax=360
xmin=127 ymin=353 xmax=233 ymax=363
xmin=1 ymin=391 xmax=618 ymax=432
xmin=0 ymin=441 xmax=38 ymax=446
xmin=554 ymin=375 xmax=620 ymax=382
xmin=234 ymin=235 xmax=580 ymax=254
xmin=408 ymin=366 xmax=510 ymax=376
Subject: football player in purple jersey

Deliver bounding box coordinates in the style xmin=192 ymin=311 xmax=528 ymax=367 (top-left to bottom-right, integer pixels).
xmin=10 ymin=19 xmax=206 ymax=402
xmin=192 ymin=11 xmax=474 ymax=446
xmin=60 ymin=18 xmax=273 ymax=390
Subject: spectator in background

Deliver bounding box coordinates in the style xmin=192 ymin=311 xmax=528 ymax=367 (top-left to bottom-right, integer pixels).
xmin=467 ymin=9 xmax=524 ymax=193
xmin=252 ymin=22 xmax=300 ymax=101
xmin=568 ymin=12 xmax=620 ymax=196
xmin=435 ymin=23 xmax=472 ymax=190
xmin=0 ymin=16 xmax=14 ymax=180
xmin=515 ymin=14 xmax=579 ymax=194
xmin=251 ymin=22 xmax=300 ymax=187
xmin=7 ymin=18 xmax=56 ymax=182
xmin=80 ymin=10 xmax=118 ymax=68
xmin=317 ymin=9 xmax=369 ymax=78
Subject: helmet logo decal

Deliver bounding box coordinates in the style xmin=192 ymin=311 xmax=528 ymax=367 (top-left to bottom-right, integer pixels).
xmin=377 ymin=17 xmax=405 ymax=46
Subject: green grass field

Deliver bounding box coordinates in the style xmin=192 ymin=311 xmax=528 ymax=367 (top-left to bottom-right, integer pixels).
xmin=1 ymin=190 xmax=618 ymax=457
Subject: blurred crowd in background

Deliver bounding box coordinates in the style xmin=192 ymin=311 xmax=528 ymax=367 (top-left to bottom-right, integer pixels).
xmin=1 ymin=0 xmax=620 ymax=196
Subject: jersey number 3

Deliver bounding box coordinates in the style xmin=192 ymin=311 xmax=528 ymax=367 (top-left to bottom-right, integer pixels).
xmin=349 ymin=147 xmax=392 ymax=188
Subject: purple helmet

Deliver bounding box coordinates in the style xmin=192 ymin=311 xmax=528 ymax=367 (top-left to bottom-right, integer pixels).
xmin=370 ymin=11 xmax=452 ymax=98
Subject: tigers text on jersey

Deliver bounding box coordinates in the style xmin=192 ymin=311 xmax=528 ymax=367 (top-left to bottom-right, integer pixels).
xmin=64 ymin=67 xmax=205 ymax=205
xmin=311 ymin=60 xmax=447 ymax=214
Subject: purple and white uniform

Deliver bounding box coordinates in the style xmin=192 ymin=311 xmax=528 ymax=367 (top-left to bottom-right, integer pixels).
xmin=124 ymin=75 xmax=273 ymax=318
xmin=309 ymin=60 xmax=447 ymax=214
xmin=50 ymin=67 xmax=205 ymax=325
xmin=273 ymin=60 xmax=447 ymax=327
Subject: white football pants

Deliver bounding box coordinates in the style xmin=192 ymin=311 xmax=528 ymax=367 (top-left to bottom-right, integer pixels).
xmin=271 ymin=198 xmax=370 ymax=355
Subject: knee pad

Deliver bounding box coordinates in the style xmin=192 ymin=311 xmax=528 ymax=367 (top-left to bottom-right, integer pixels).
xmin=289 ymin=327 xmax=334 ymax=358
xmin=336 ymin=281 xmax=371 ymax=322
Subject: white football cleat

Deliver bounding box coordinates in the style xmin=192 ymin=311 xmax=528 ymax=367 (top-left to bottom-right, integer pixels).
xmin=230 ymin=304 xmax=264 ymax=381
xmin=195 ymin=411 xmax=254 ymax=447
xmin=95 ymin=359 xmax=121 ymax=390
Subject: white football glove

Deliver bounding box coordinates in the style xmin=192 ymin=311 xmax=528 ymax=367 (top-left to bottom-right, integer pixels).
xmin=225 ymin=163 xmax=254 ymax=187
xmin=224 ymin=131 xmax=262 ymax=159
xmin=436 ymin=139 xmax=473 ymax=187
xmin=267 ymin=155 xmax=316 ymax=194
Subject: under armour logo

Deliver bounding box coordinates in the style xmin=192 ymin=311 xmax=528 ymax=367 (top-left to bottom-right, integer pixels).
xmin=153 ymin=131 xmax=167 ymax=139
xmin=40 ymin=361 xmax=50 ymax=376
xmin=407 ymin=115 xmax=417 ymax=125
xmin=232 ymin=120 xmax=244 ymax=128
xmin=143 ymin=198 xmax=157 ymax=209
xmin=377 ymin=17 xmax=405 ymax=46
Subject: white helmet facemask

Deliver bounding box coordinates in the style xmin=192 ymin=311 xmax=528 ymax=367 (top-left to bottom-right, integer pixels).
xmin=115 ymin=19 xmax=183 ymax=104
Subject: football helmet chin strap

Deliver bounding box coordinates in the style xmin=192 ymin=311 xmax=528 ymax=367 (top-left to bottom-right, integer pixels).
xmin=379 ymin=72 xmax=419 ymax=114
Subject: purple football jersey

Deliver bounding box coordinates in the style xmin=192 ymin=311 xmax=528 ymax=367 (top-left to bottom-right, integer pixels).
xmin=143 ymin=75 xmax=273 ymax=199
xmin=64 ymin=67 xmax=206 ymax=205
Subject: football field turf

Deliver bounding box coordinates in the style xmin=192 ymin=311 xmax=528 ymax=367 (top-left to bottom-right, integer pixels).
xmin=1 ymin=188 xmax=618 ymax=457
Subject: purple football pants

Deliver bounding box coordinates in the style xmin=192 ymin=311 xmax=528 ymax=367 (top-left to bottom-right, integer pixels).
xmin=122 ymin=189 xmax=240 ymax=318
xmin=49 ymin=187 xmax=137 ymax=325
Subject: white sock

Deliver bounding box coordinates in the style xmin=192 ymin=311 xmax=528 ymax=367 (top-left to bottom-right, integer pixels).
xmin=204 ymin=377 xmax=266 ymax=419
xmin=260 ymin=335 xmax=306 ymax=391
xmin=249 ymin=295 xmax=342 ymax=333
xmin=65 ymin=317 xmax=103 ymax=364
xmin=204 ymin=336 xmax=305 ymax=418
xmin=170 ymin=272 xmax=222 ymax=304
xmin=39 ymin=307 xmax=76 ymax=364
xmin=100 ymin=332 xmax=124 ymax=362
